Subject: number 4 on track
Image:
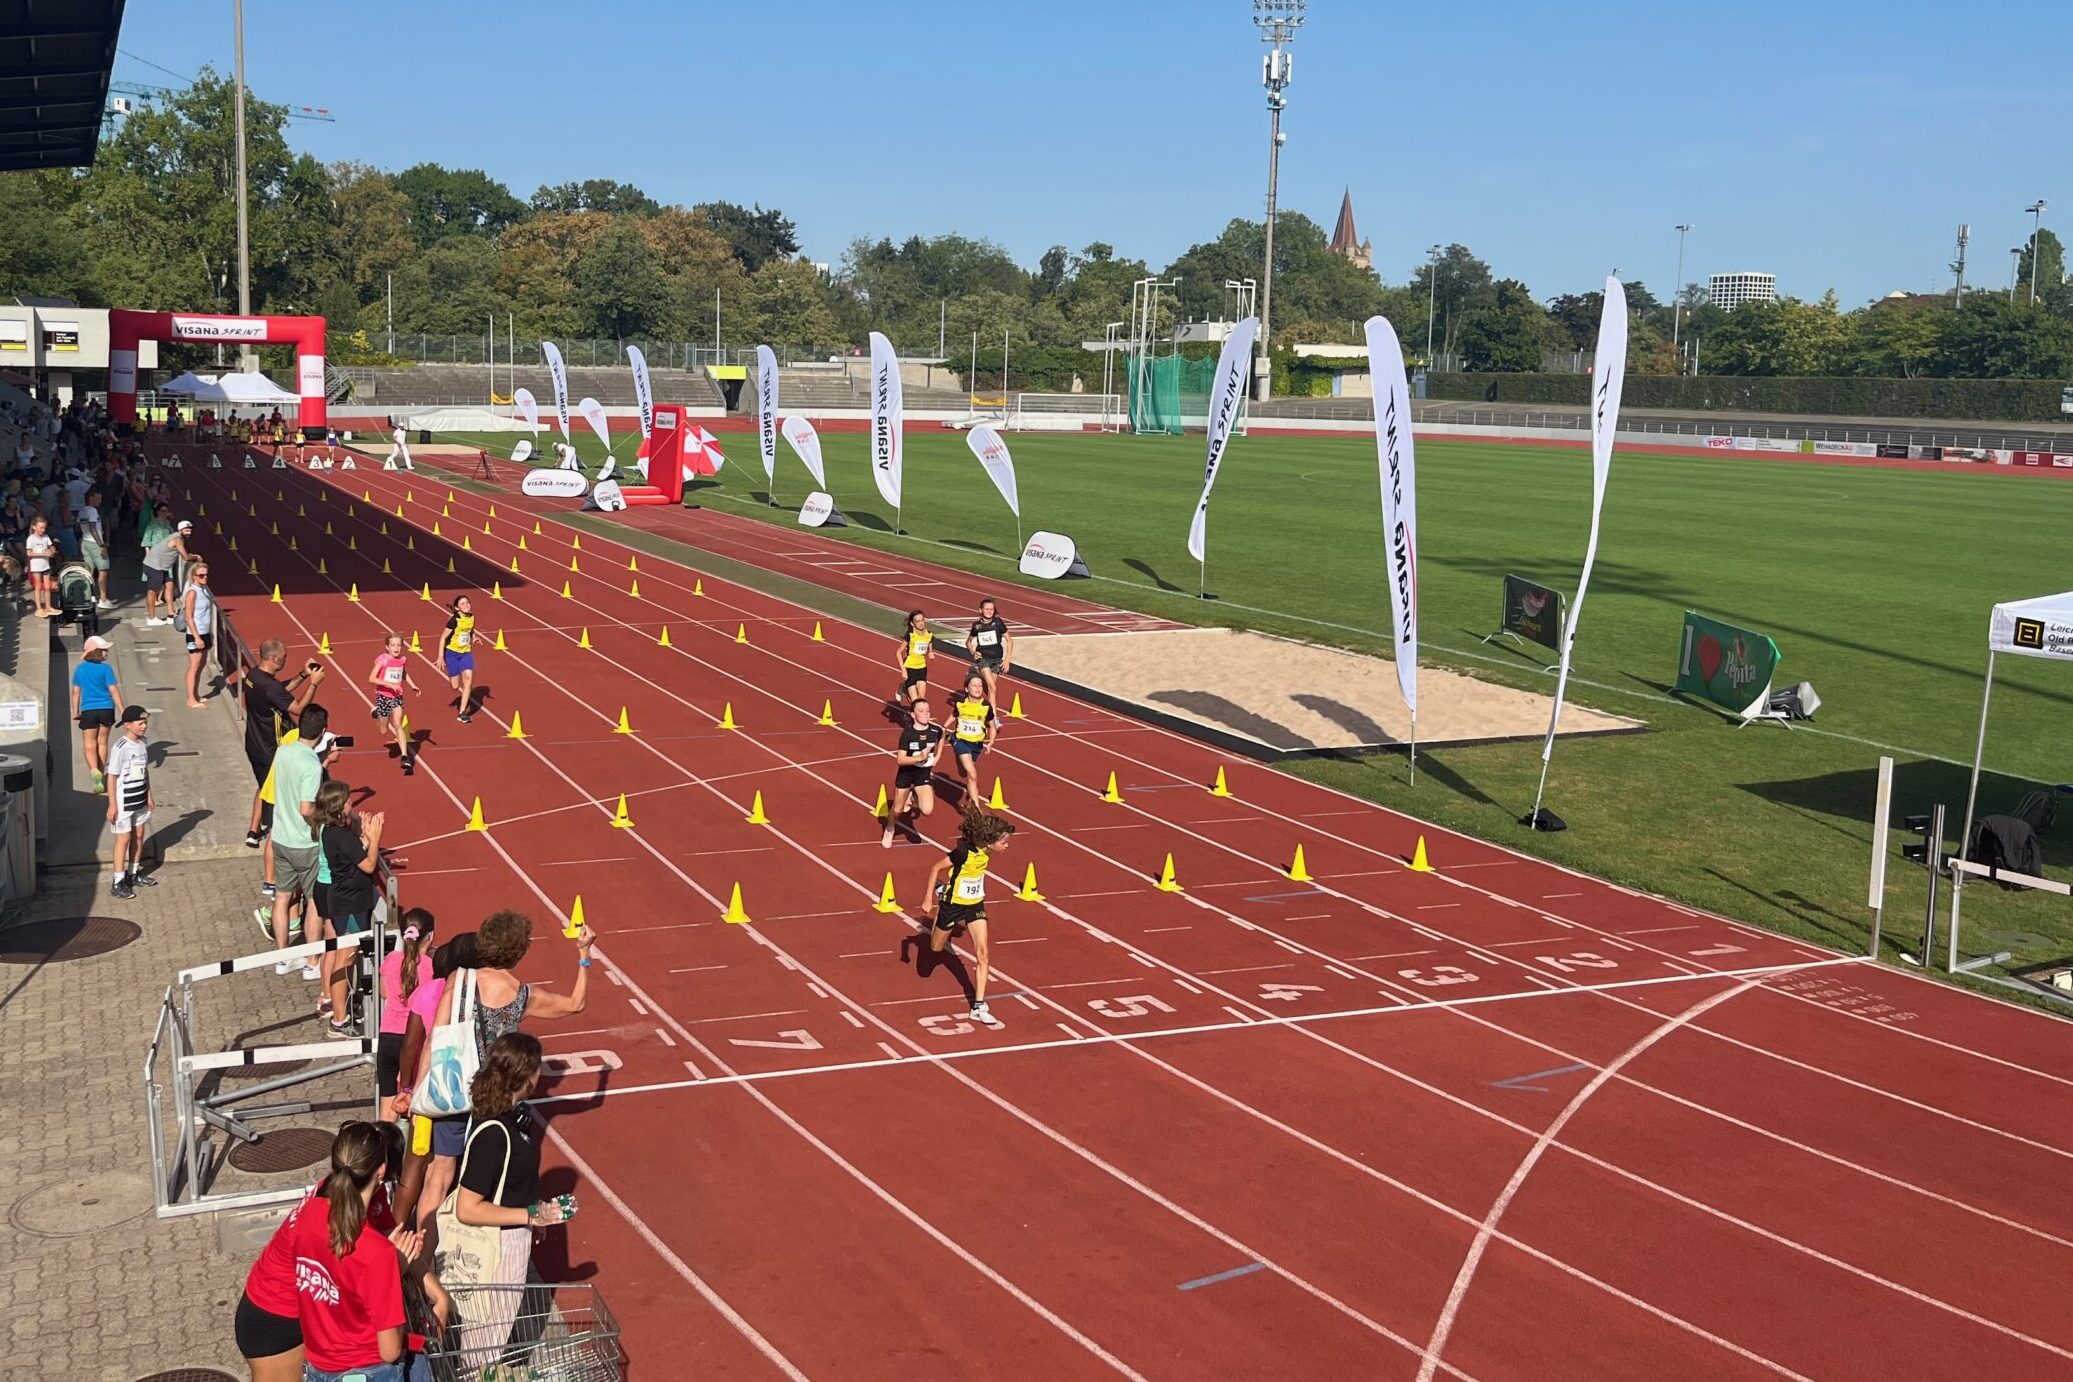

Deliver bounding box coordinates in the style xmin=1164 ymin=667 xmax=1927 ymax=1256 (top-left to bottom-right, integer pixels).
xmin=727 ymin=1029 xmax=824 ymax=1051
xmin=1258 ymin=983 xmax=1325 ymax=1003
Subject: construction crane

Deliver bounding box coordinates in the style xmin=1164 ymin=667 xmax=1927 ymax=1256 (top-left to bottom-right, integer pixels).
xmin=105 ymin=79 xmax=335 ymax=124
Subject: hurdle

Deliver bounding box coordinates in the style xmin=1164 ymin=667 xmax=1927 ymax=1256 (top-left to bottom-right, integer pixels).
xmin=143 ymin=864 xmax=397 ymax=1218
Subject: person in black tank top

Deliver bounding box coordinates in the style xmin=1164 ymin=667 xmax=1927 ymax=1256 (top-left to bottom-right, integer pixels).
xmin=883 ymin=699 xmax=946 ymax=848
xmin=964 ymin=597 xmax=1014 ymax=703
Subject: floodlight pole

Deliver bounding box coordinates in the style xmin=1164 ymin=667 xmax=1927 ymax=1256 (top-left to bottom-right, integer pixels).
xmin=1671 ymin=224 xmax=1692 ymax=347
xmin=1253 ymin=0 xmax=1303 ymax=403
xmin=232 ymin=0 xmax=253 ymax=370
xmin=2025 ymin=200 xmax=2048 ymax=305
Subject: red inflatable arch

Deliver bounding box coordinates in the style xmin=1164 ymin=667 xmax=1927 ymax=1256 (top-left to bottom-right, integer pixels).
xmin=107 ymin=309 xmax=328 ymax=436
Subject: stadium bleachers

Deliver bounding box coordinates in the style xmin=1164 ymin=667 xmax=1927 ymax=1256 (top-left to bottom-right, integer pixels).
xmin=335 ymin=363 xmax=727 ymax=410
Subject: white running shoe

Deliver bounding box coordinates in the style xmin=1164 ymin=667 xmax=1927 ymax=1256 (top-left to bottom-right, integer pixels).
xmin=272 ymin=960 xmax=293 ymax=977
xmin=970 ymin=1000 xmax=1001 ymax=1028
xmin=299 ymin=962 xmax=321 ymax=981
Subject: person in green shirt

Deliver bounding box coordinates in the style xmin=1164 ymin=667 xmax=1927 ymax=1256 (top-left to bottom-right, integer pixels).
xmin=264 ymin=705 xmax=328 ymax=977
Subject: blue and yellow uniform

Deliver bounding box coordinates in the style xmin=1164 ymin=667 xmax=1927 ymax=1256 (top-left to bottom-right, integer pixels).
xmin=949 ymin=693 xmax=995 ymax=762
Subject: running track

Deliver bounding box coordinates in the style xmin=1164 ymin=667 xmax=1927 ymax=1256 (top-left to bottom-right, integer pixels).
xmin=168 ymin=446 xmax=2073 ymax=1380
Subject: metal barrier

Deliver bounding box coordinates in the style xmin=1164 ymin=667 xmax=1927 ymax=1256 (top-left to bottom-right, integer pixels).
xmin=144 ymin=861 xmax=399 ymax=1218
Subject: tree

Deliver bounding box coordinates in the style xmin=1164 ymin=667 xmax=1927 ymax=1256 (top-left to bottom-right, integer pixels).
xmin=573 ymin=219 xmax=669 ymax=339
xmin=697 ymin=201 xmax=799 ymax=273
xmin=322 ymin=163 xmax=413 ymax=311
xmin=1848 ymin=297 xmax=1943 ymax=378
xmin=393 ymin=164 xmax=528 ymax=244
xmin=530 ymin=179 xmax=660 ymax=216
xmin=1409 ymin=244 xmax=1493 ymax=359
xmin=1459 ymin=279 xmax=1549 ymax=371
xmin=2016 ymin=227 xmax=2067 ymax=307
xmin=1699 ymin=293 xmax=1848 ymax=376
xmin=751 ymin=259 xmax=841 ymax=348
xmin=0 ymin=169 xmax=94 ymax=301
xmin=1034 ymin=245 xmax=1069 ymax=300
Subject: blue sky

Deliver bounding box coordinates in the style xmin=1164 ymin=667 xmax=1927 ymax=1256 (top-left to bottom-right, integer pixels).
xmin=114 ymin=1 xmax=2069 ymax=306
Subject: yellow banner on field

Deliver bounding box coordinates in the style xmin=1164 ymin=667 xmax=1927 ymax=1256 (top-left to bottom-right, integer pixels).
xmin=708 ymin=365 xmax=747 ymax=380
xmin=491 ymin=393 xmax=513 ymax=405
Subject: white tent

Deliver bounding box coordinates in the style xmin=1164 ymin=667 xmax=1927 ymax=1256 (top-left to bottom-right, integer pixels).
xmin=1952 ymin=590 xmax=2073 ymax=925
xmin=158 ymin=371 xmax=299 ymax=405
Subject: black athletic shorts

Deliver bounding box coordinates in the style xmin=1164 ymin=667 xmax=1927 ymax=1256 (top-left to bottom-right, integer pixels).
xmin=76 ymin=707 xmax=114 ymax=731
xmin=933 ymin=896 xmax=984 ymax=934
xmin=901 ymin=666 xmax=929 ymax=690
xmin=895 ymin=766 xmax=932 ymax=790
xmin=376 ymin=1030 xmax=405 ymax=1097
xmin=234 ymin=1293 xmax=301 ymax=1359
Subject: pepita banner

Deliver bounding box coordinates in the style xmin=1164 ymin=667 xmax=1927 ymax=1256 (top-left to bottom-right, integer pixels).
xmin=1675 ymin=611 xmax=1781 ymax=718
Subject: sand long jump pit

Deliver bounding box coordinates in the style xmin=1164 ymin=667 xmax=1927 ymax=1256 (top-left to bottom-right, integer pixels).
xmin=1012 ymin=627 xmax=1642 ymax=758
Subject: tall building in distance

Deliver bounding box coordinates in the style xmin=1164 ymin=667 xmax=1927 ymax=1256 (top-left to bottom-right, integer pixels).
xmin=1708 ymin=271 xmax=1777 ymax=311
xmin=1328 ymin=189 xmax=1372 ymax=272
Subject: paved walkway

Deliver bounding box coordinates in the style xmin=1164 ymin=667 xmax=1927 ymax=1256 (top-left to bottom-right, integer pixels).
xmin=0 ymin=534 xmax=376 ymax=1381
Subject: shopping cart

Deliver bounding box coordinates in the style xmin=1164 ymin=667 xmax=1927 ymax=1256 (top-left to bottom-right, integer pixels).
xmin=417 ymin=1281 xmax=622 ymax=1382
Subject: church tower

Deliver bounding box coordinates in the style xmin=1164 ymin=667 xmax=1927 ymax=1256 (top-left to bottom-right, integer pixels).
xmin=1328 ymin=189 xmax=1373 ymax=272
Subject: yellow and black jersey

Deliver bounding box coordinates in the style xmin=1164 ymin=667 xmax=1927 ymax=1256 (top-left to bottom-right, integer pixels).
xmin=902 ymin=628 xmax=934 ymax=669
xmin=949 ymin=695 xmax=995 ymax=744
xmin=942 ymin=842 xmax=991 ymax=909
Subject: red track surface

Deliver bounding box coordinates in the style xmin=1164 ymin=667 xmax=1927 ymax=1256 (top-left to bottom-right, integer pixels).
xmin=174 ymin=448 xmax=2073 ymax=1380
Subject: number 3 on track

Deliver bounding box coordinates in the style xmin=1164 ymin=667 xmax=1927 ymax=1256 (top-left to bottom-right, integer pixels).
xmin=1088 ymin=994 xmax=1178 ymax=1019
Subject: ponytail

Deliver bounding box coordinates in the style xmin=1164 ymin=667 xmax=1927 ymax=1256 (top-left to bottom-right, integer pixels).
xmin=397 ymin=907 xmax=435 ymax=1005
xmin=325 ymin=1121 xmax=386 ymax=1258
xmin=957 ymin=798 xmax=1017 ymax=851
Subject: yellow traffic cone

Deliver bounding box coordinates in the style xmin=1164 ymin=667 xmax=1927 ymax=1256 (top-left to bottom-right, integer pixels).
xmin=324 ymin=520 xmax=333 ymax=536
xmin=433 ymin=521 xmax=442 ymax=537
xmin=317 ymin=632 xmax=332 ymax=655
xmin=269 ymin=584 xmax=282 ymax=604
xmin=532 ymin=521 xmax=542 ymax=535
xmin=1287 ymin=844 xmax=1313 ymax=883
xmin=508 ymin=556 xmax=521 ymax=573
xmin=464 ymin=798 xmax=487 ymax=831
xmin=406 ymin=490 xmax=414 ymax=503
xmin=420 ymin=583 xmax=433 ymax=602
xmin=872 ymin=783 xmax=890 ymax=820
xmin=482 ymin=520 xmax=492 ymax=534
xmin=609 ymin=794 xmax=634 ymax=829
xmin=1210 ymin=766 xmax=1232 ymax=798
xmin=734 ymin=624 xmax=747 ymax=645
xmin=745 ymin=791 xmax=770 ymax=825
xmin=1008 ymin=692 xmax=1025 ymax=719
xmin=518 ymin=535 xmax=528 ymax=551
xmin=817 ymin=700 xmax=837 ymax=727
xmin=490 ymin=582 xmax=503 ymax=600
xmin=314 ymin=555 xmax=325 ymax=573
xmin=657 ymin=626 xmax=673 ymax=648
xmin=560 ymin=580 xmax=573 ymax=599
xmin=693 ymin=578 xmax=704 ymax=597
xmin=629 ymin=579 xmax=641 ymax=598
xmin=1409 ymin=836 xmax=1434 ymax=873
xmin=462 ymin=535 xmax=472 ymax=552
xmin=297 ymin=503 xmax=306 ymax=517
xmin=627 ymin=555 xmax=639 ymax=573
xmin=614 ymin=707 xmax=634 ymax=735
xmin=506 ymin=711 xmax=528 ymax=740
xmin=1155 ymin=853 xmax=1183 ymax=892
xmin=873 ymin=872 xmax=900 ymax=913
xmin=289 ymin=536 xmax=299 ymax=552
xmin=569 ymin=555 xmax=581 ymax=573
xmin=271 ymin=521 xmax=280 ymax=536
xmin=445 ymin=557 xmax=455 ymax=573
xmin=988 ymin=778 xmax=1008 ymax=810
xmin=564 ymin=895 xmax=585 ymax=939
xmin=716 ymin=703 xmax=739 ymax=730
xmin=1101 ymin=771 xmax=1124 ymax=804
xmin=491 ymin=628 xmax=507 ymax=651
xmin=348 ymin=535 xmax=358 ymax=552
xmin=228 ymin=535 xmax=239 ymax=553
xmin=811 ymin=621 xmax=824 ymax=642
xmin=381 ymin=557 xmax=392 ymax=575
xmin=246 ymin=559 xmax=259 ymax=576
xmin=720 ymin=883 xmax=751 ymax=925
xmin=1016 ymin=862 xmax=1045 ymax=902
xmin=487 ymin=502 xmax=496 ymax=516
xmin=447 ymin=490 xmax=455 ymax=503
xmin=395 ymin=504 xmax=405 ymax=518
xmin=380 ymin=520 xmax=389 ymax=535
xmin=578 ymin=628 xmax=592 ymax=649
xmin=409 ymin=630 xmax=423 ymax=653
xmin=571 ymin=534 xmax=582 ymax=550
xmin=347 ymin=583 xmax=361 ymax=604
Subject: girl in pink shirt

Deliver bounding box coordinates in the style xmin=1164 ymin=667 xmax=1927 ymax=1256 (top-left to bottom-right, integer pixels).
xmin=375 ymin=907 xmax=435 ymax=1123
xmin=365 ymin=632 xmax=419 ymax=774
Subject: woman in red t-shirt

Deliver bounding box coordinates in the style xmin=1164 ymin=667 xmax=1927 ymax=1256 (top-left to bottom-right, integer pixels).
xmin=235 ymin=1122 xmax=419 ymax=1382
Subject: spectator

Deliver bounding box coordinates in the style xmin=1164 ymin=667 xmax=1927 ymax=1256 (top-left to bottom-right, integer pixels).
xmin=449 ymin=1033 xmax=573 ymax=1358
xmin=315 ymin=779 xmax=384 ymax=1036
xmin=105 ymin=705 xmax=154 ymax=899
xmin=70 ymin=634 xmax=120 ymax=793
xmin=377 ymin=907 xmax=435 ymax=1124
xmin=241 ymin=638 xmax=324 ymax=859
xmin=138 ymin=502 xmax=177 ymax=625
xmin=76 ymin=486 xmax=110 ymax=608
xmin=180 ymin=561 xmax=217 ymax=707
xmin=287 ymin=1122 xmax=417 ymax=1382
xmin=23 ymin=514 xmax=54 ymax=617
xmin=263 ymin=704 xmax=328 ymax=978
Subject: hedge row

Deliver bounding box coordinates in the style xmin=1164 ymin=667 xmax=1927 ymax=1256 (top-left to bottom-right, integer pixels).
xmin=1424 ymin=373 xmax=2073 ymax=422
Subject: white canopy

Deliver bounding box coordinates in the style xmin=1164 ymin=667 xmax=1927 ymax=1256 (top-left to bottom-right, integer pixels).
xmin=1988 ymin=590 xmax=2073 ymax=660
xmin=158 ymin=371 xmax=299 ymax=404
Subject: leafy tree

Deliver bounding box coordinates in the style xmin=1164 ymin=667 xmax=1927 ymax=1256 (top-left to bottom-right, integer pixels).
xmin=530 ymin=179 xmax=660 ymax=216
xmin=2015 ymin=227 xmax=2066 ymax=307
xmin=751 ymin=258 xmax=841 ymax=348
xmin=393 ymin=164 xmax=528 ymax=244
xmin=1459 ymin=279 xmax=1549 ymax=371
xmin=1409 ymin=244 xmax=1493 ymax=358
xmin=322 ymin=163 xmax=414 ymax=311
xmin=0 ymin=169 xmax=94 ymax=301
xmin=697 ymin=201 xmax=799 ymax=273
xmin=1848 ymin=297 xmax=1942 ymax=378
xmin=1166 ymin=212 xmax=1384 ymax=344
xmin=1034 ymin=245 xmax=1069 ymax=300
xmin=1699 ymin=293 xmax=1848 ymax=376
xmin=573 ymin=219 xmax=669 ymax=339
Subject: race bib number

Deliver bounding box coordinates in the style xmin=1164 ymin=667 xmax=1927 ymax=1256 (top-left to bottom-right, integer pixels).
xmin=910 ymin=633 xmax=932 ymax=660
xmin=382 ymin=665 xmax=404 ymax=686
xmin=452 ymin=628 xmax=473 ymax=650
xmin=958 ymin=714 xmax=985 ymax=738
xmin=976 ymin=629 xmax=998 ymax=647
xmin=952 ymin=872 xmax=985 ymax=904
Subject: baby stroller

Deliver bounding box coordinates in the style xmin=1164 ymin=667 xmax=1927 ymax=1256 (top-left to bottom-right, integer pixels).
xmin=54 ymin=560 xmax=99 ymax=636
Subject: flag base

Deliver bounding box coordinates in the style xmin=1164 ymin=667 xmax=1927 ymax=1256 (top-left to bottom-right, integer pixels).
xmin=1519 ymin=807 xmax=1567 ymax=833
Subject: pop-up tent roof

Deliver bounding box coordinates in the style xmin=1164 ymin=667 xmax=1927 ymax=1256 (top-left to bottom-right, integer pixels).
xmin=158 ymin=371 xmax=300 ymax=404
xmin=1988 ymin=590 xmax=2073 ymax=660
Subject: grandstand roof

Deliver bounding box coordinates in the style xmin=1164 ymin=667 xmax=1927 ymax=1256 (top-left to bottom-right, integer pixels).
xmin=0 ymin=0 xmax=126 ymax=172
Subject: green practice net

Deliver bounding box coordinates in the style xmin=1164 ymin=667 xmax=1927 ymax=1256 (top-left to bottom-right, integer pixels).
xmin=1126 ymin=353 xmax=1218 ymax=434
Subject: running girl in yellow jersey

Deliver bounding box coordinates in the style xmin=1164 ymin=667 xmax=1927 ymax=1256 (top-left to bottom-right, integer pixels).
xmin=441 ymin=595 xmax=479 ymax=723
xmin=892 ymin=609 xmax=933 ymax=708
xmin=919 ymin=799 xmax=1017 ymax=1026
xmin=944 ymin=671 xmax=998 ymax=788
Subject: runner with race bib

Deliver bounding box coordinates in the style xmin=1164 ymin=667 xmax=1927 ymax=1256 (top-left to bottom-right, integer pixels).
xmin=945 ymin=671 xmax=998 ymax=789
xmin=913 ymin=800 xmax=1018 ymax=1027
xmin=964 ymin=597 xmax=1014 ymax=703
xmin=892 ymin=609 xmax=933 ymax=709
xmin=367 ymin=631 xmax=422 ymax=774
xmin=442 ymin=595 xmax=479 ymax=724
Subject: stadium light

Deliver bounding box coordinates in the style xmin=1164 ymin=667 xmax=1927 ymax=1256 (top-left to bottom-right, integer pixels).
xmin=1252 ymin=0 xmax=1304 ymax=403
xmin=2025 ymin=200 xmax=2048 ymax=305
xmin=1671 ymin=224 xmax=1692 ymax=347
xmin=232 ymin=0 xmax=252 ymax=368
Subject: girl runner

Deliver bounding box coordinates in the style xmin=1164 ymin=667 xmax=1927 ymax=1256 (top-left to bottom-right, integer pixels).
xmin=964 ymin=597 xmax=1014 ymax=703
xmin=441 ymin=595 xmax=478 ymax=722
xmin=366 ymin=631 xmax=419 ymax=771
xmin=892 ymin=608 xmax=933 ymax=708
xmin=882 ymin=697 xmax=946 ymax=848
xmin=918 ymin=799 xmax=1018 ymax=1026
xmin=945 ymin=671 xmax=998 ymax=788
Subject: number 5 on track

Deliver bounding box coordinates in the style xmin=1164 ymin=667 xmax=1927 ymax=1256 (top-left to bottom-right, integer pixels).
xmin=1088 ymin=994 xmax=1178 ymax=1019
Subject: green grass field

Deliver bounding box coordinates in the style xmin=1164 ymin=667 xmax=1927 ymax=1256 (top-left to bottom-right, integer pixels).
xmin=438 ymin=424 xmax=2073 ymax=987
